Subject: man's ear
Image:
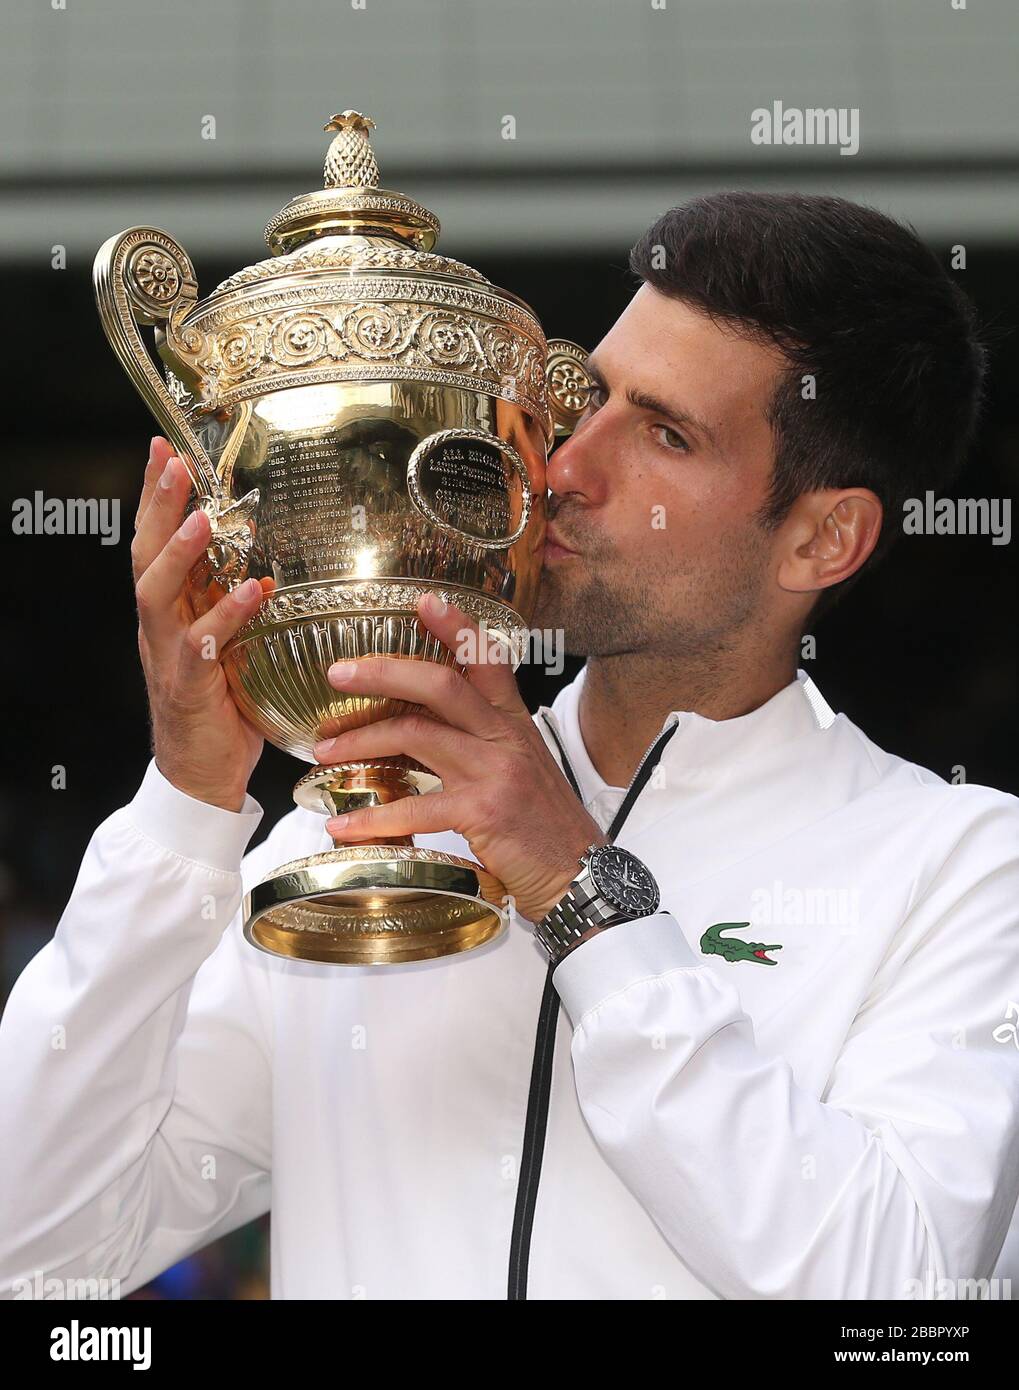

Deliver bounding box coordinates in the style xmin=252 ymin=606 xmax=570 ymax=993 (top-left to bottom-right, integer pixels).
xmin=776 ymin=489 xmax=883 ymax=596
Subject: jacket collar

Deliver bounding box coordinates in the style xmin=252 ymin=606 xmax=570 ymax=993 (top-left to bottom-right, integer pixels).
xmin=536 ymin=664 xmax=837 ymax=792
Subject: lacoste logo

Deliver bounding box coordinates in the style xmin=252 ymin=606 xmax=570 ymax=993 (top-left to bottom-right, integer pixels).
xmin=700 ymin=922 xmax=782 ymax=966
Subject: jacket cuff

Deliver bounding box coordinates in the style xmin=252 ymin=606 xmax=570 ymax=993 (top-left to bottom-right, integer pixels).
xmin=552 ymin=911 xmax=702 ymax=1026
xmin=125 ymin=757 xmax=265 ymax=874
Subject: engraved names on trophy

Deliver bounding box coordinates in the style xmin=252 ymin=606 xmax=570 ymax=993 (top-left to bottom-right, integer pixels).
xmin=258 ymin=421 xmax=410 ymax=581
xmin=260 ymin=426 xmax=357 ymax=579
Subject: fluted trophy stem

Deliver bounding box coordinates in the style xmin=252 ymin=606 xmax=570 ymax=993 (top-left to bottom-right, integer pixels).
xmin=295 ymin=762 xmax=418 ymax=849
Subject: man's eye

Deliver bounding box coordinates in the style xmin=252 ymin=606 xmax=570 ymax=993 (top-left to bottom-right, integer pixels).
xmin=652 ymin=423 xmax=690 ymax=452
xmin=586 ymin=385 xmax=608 ymax=410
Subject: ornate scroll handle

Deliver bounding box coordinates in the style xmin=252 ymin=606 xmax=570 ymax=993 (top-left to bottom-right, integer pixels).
xmin=93 ymin=228 xmax=260 ymax=590
xmin=92 ymin=226 xmax=218 ymax=499
xmin=545 ymin=339 xmax=593 ymax=438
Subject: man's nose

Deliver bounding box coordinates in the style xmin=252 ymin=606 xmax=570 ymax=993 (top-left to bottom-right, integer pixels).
xmin=546 ymin=411 xmax=611 ymax=503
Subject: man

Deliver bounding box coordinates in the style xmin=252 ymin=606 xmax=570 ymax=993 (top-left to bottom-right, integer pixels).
xmin=2 ymin=193 xmax=1017 ymax=1300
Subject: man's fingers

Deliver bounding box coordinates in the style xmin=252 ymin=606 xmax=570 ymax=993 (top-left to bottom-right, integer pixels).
xmin=326 ymin=649 xmax=504 ymax=739
xmin=311 ymin=713 xmax=483 ymax=785
xmin=325 ymin=790 xmax=464 ymax=845
xmin=181 ymin=577 xmax=266 ymax=669
xmin=131 ymin=455 xmax=196 ymax=582
xmin=415 ymin=593 xmax=530 ymax=715
xmin=134 ymin=437 xmax=176 ymax=531
xmin=134 ymin=503 xmax=213 ymax=645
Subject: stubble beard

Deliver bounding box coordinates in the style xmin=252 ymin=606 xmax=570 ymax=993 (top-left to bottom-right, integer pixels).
xmin=532 ymin=524 xmax=772 ymax=661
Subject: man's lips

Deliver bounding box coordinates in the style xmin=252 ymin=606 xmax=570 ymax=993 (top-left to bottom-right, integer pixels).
xmin=544 ymin=524 xmax=578 ymax=560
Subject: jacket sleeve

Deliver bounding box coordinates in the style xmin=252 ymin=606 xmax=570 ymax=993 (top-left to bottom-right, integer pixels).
xmin=552 ymin=795 xmax=1019 ymax=1299
xmin=0 ymin=759 xmax=274 ymax=1298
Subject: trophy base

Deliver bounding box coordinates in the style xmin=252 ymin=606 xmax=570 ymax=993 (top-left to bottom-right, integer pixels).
xmin=242 ymin=846 xmax=508 ymax=965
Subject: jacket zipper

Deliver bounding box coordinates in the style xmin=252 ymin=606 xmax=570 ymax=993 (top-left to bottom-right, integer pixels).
xmin=506 ymin=706 xmax=680 ymax=1299
xmin=610 ymin=710 xmax=681 ymax=809
xmin=537 ymin=706 xmax=680 ymax=808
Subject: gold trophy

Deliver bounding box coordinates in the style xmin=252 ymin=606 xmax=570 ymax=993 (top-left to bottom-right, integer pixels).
xmin=93 ymin=109 xmax=593 ymax=965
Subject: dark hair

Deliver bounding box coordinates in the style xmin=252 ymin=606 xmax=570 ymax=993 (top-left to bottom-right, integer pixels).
xmin=629 ymin=192 xmax=987 ymax=616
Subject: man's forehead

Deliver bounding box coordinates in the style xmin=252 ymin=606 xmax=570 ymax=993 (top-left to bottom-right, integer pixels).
xmin=592 ymin=286 xmax=787 ymax=416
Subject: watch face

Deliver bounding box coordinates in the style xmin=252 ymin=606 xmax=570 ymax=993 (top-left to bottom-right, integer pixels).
xmin=590 ymin=846 xmax=660 ymax=916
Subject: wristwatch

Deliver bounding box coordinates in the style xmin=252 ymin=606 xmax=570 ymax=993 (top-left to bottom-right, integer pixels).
xmin=534 ymin=842 xmax=661 ymax=966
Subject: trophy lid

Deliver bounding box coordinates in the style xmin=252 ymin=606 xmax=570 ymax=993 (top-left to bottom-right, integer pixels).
xmin=264 ymin=110 xmax=442 ymax=255
xmin=177 ymin=110 xmax=555 ymax=441
xmin=210 ymin=109 xmax=492 ymax=296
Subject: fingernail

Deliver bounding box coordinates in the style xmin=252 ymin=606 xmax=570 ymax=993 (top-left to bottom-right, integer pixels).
xmin=160 ymin=457 xmax=178 ymax=489
xmin=328 ymin=815 xmax=350 ymax=830
xmin=330 ymin=661 xmax=356 ymax=682
xmin=423 ymin=592 xmax=448 ymax=616
xmin=179 ymin=510 xmax=201 ymax=538
xmin=236 ymin=577 xmax=261 ymax=601
xmin=312 ymin=739 xmax=336 ymax=760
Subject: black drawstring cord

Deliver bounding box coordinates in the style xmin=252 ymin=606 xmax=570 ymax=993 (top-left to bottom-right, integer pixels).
xmin=506 ymin=713 xmax=678 ymax=1298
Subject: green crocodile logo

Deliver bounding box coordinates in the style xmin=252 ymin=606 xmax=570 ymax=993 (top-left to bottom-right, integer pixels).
xmin=699 ymin=921 xmax=782 ymax=966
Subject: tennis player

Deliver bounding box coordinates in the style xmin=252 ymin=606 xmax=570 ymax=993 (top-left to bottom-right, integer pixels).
xmin=2 ymin=193 xmax=1017 ymax=1300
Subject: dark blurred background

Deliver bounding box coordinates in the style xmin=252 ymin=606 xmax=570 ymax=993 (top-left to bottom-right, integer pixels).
xmin=1 ymin=0 xmax=1016 ymax=1299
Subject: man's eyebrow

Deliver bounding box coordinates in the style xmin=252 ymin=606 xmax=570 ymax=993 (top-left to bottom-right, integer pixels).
xmin=585 ymin=355 xmax=719 ymax=448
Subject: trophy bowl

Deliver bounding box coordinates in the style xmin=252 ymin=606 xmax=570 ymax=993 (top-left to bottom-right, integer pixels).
xmin=93 ymin=109 xmax=592 ymax=965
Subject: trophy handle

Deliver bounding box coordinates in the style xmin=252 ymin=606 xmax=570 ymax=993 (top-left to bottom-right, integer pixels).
xmin=545 ymin=339 xmax=593 ymax=439
xmin=93 ymin=226 xmax=219 ymax=498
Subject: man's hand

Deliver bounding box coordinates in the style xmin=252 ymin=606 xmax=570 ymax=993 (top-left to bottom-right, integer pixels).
xmin=132 ymin=437 xmax=266 ymax=812
xmin=311 ymin=593 xmax=607 ymax=924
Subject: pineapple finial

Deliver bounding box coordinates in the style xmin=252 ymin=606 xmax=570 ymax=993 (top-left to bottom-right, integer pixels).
xmin=322 ymin=111 xmax=380 ymax=189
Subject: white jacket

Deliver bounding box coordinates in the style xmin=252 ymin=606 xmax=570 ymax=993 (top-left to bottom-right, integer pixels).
xmin=2 ymin=667 xmax=1018 ymax=1300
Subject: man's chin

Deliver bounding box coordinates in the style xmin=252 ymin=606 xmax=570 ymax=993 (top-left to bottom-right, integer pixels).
xmin=531 ymin=577 xmax=590 ymax=656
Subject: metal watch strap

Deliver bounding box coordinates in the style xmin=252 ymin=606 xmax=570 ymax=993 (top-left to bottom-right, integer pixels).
xmin=534 ymin=844 xmax=627 ymax=964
